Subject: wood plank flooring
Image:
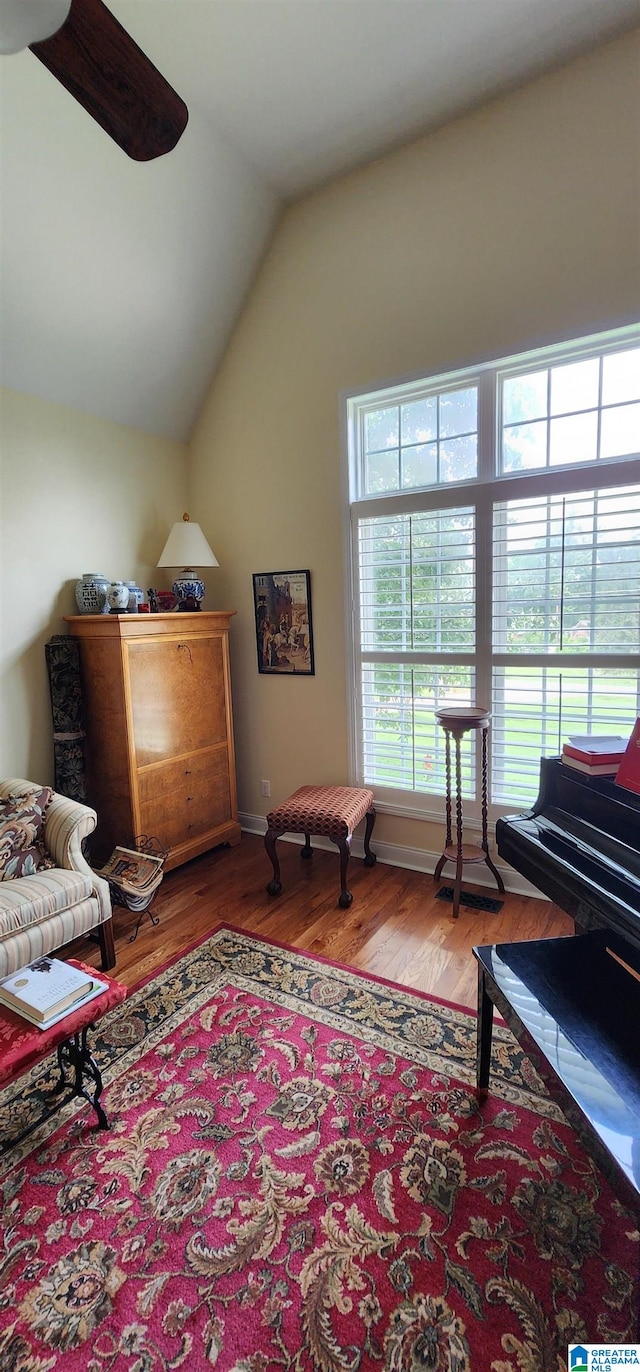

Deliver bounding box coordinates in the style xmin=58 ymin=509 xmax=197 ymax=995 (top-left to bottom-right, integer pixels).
xmin=72 ymin=834 xmax=573 ymax=1010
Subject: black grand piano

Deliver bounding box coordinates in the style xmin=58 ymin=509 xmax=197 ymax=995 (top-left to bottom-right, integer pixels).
xmin=473 ymin=755 xmax=640 ymax=1219
xmin=496 ymin=754 xmax=640 ymax=946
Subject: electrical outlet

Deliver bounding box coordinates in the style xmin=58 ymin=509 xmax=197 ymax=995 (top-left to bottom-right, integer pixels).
xmin=261 ymin=780 xmax=271 ymax=798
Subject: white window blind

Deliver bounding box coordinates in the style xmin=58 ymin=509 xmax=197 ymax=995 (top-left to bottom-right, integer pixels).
xmin=358 ymin=509 xmax=475 ymax=653
xmin=491 ymin=485 xmax=640 ymax=802
xmin=357 ymin=508 xmax=476 ymax=797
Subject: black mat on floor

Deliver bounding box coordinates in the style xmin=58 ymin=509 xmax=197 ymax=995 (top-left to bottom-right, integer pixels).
xmin=436 ymin=886 xmax=504 ymax=913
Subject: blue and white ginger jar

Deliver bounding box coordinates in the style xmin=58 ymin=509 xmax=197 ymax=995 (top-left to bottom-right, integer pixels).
xmin=106 ymin=581 xmax=130 ymax=613
xmin=75 ymin=572 xmax=110 ymax=614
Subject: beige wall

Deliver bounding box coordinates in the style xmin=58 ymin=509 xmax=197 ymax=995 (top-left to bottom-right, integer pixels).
xmin=0 ymin=388 xmax=186 ymax=783
xmin=190 ymin=33 xmax=640 ymax=864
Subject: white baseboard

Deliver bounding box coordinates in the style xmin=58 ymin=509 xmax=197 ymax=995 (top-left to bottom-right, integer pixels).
xmin=238 ymin=811 xmax=547 ymax=901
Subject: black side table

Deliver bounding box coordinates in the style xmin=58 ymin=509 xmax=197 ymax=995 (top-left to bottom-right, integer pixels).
xmin=433 ymin=706 xmax=504 ymax=918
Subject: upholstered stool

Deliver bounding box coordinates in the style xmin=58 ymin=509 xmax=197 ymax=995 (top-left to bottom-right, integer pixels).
xmin=265 ymin=785 xmax=376 ymax=908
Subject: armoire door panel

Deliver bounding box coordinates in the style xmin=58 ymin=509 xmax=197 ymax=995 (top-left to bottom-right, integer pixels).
xmin=128 ymin=636 xmax=227 ymax=766
xmin=137 ymin=749 xmax=231 ymax=850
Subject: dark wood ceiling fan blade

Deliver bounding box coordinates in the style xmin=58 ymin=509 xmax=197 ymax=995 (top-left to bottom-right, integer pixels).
xmin=29 ymin=0 xmax=188 ymax=161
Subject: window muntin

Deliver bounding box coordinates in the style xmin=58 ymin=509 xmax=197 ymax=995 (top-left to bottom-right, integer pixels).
xmin=500 ymin=344 xmax=640 ymax=474
xmin=363 ymin=383 xmax=478 ymax=494
xmin=348 ymin=327 xmax=640 ymax=812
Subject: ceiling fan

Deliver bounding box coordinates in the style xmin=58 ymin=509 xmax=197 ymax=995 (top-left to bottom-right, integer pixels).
xmin=0 ymin=0 xmax=188 ymax=160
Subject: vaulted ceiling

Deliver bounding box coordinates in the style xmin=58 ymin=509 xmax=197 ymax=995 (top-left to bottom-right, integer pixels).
xmin=1 ymin=0 xmax=638 ymax=442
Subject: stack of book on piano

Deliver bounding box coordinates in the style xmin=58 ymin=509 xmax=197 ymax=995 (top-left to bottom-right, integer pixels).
xmin=95 ymin=845 xmax=165 ymax=912
xmin=0 ymin=956 xmax=103 ymax=1030
xmin=561 ymin=734 xmax=628 ymax=776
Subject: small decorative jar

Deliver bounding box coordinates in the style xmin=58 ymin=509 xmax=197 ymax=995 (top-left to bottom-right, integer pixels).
xmin=75 ymin=572 xmax=110 ymax=615
xmin=106 ymin=581 xmax=130 ymax=613
xmin=125 ymin=581 xmax=144 ymax=613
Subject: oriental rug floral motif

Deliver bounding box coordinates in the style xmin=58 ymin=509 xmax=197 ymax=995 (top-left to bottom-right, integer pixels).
xmin=0 ymin=925 xmax=637 ymax=1372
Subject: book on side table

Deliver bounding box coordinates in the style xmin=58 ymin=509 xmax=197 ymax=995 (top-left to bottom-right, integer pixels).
xmin=0 ymin=956 xmax=105 ymax=1030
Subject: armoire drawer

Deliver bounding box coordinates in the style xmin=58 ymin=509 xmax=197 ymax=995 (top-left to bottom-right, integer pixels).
xmin=137 ymin=749 xmax=231 ymax=851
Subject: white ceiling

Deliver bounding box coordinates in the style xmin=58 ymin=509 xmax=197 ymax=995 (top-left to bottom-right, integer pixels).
xmin=1 ymin=0 xmax=638 ymax=442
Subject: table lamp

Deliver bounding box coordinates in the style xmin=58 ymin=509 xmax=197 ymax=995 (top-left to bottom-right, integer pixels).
xmin=157 ymin=514 xmax=219 ymax=607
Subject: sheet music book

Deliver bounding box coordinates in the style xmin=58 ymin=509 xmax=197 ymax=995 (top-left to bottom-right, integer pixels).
xmin=615 ymin=718 xmax=640 ymax=797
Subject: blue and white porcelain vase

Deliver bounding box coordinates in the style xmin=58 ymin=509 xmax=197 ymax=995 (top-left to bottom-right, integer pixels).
xmin=106 ymin=581 xmax=130 ymax=613
xmin=75 ymin=572 xmax=110 ymax=615
xmin=125 ymin=581 xmax=144 ymax=613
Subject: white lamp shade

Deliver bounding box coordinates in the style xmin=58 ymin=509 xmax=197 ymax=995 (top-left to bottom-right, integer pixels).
xmin=0 ymin=0 xmax=71 ymax=54
xmin=157 ymin=517 xmax=219 ymax=569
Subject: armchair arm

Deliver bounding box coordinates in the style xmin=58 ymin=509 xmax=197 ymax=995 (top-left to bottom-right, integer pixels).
xmin=0 ymin=779 xmax=111 ymax=924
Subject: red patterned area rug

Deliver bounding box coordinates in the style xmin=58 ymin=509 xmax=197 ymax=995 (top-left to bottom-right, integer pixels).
xmin=0 ymin=925 xmax=637 ymax=1371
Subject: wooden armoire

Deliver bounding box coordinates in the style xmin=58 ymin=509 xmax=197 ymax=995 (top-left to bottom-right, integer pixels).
xmin=65 ymin=612 xmax=241 ymax=870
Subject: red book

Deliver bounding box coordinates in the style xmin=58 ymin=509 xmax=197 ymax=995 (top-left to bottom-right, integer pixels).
xmin=615 ymin=719 xmax=640 ymax=796
xmin=563 ymin=736 xmax=628 ymax=765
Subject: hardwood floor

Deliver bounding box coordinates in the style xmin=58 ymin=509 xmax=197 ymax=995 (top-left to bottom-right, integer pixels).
xmin=71 ymin=833 xmax=574 ymax=1011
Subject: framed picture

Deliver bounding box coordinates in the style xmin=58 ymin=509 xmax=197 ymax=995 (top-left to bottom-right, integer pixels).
xmin=253 ymin=570 xmax=315 ymax=675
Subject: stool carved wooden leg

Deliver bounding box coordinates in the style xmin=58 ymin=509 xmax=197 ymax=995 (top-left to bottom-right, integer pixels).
xmin=335 ymin=835 xmax=353 ymax=908
xmin=363 ymin=808 xmax=377 ymax=867
xmin=265 ymin=826 xmax=283 ymax=896
xmin=301 ymin=832 xmax=313 ymax=860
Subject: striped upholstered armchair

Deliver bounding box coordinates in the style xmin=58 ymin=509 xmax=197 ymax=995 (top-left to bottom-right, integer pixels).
xmin=0 ymin=779 xmax=115 ymax=978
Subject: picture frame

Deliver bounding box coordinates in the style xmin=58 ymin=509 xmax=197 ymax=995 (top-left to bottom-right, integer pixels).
xmin=253 ymin=570 xmax=315 ymax=675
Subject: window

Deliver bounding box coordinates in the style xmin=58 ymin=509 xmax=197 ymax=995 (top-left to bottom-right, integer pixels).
xmin=346 ymin=327 xmax=640 ymax=816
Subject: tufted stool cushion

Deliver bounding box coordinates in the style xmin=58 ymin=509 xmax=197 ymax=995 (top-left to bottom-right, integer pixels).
xmin=265 ymin=784 xmax=376 ymax=908
xmin=266 ymin=785 xmax=374 ymax=841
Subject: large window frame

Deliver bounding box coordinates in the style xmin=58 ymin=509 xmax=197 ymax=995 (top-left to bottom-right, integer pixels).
xmin=344 ymin=324 xmax=640 ymax=824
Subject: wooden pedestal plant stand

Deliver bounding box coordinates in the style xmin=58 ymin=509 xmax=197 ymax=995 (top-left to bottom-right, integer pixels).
xmin=433 ymin=706 xmax=505 ymax=919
